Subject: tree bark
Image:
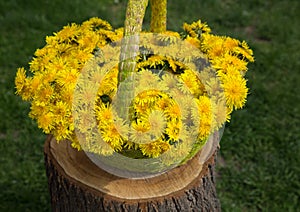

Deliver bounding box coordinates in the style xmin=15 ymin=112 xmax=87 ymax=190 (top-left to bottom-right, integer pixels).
xmin=44 ymin=134 xmax=221 ymax=212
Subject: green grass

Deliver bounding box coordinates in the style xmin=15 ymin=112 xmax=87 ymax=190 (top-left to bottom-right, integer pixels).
xmin=0 ymin=0 xmax=299 ymax=211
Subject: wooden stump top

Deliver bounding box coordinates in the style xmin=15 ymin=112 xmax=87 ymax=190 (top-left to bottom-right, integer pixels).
xmin=45 ymin=134 xmax=218 ymax=201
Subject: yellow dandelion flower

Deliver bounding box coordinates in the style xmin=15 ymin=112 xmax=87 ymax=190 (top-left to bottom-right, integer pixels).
xmin=138 ymin=69 xmax=161 ymax=84
xmin=107 ymin=30 xmax=123 ymax=42
xmin=177 ymin=123 xmax=190 ymax=142
xmin=55 ymin=42 xmax=73 ymax=55
xmin=165 ymin=103 xmax=181 ymax=119
xmin=18 ymin=79 xmax=34 ymax=101
xmin=114 ymin=27 xmax=124 ymax=37
xmin=178 ymin=69 xmax=203 ymax=95
xmin=96 ymin=105 xmax=113 ymax=123
xmin=56 ymin=68 xmax=79 ymax=87
xmin=55 ymin=23 xmax=79 ymax=42
xmin=234 ymin=41 xmax=254 ymax=62
xmin=37 ymin=111 xmax=55 ymax=134
xmin=162 ymin=73 xmax=178 ymax=89
xmin=123 ymin=140 xmax=139 ymax=150
xmin=82 ymin=17 xmax=112 ymax=31
xmin=200 ymin=34 xmax=220 ymax=53
xmin=29 ymin=101 xmax=45 ymax=119
xmin=183 ymin=20 xmax=211 ymax=38
xmin=46 ymin=57 xmax=68 ymax=73
xmin=185 ymin=36 xmax=201 ymax=48
xmin=45 ymin=35 xmax=58 ymax=46
xmin=140 ymin=140 xmax=170 ymax=158
xmin=147 ymin=90 xmax=162 ymax=100
xmin=174 ymin=94 xmax=194 ymax=120
xmin=223 ymin=37 xmax=240 ymax=50
xmin=155 ymin=96 xmax=171 ymax=111
xmin=134 ymin=90 xmax=159 ymax=107
xmin=36 ymin=55 xmax=53 ymax=70
xmin=15 ymin=67 xmax=27 ymax=95
xmin=70 ymin=136 xmax=82 ymax=151
xmin=98 ymin=67 xmax=118 ymax=94
xmin=205 ymin=77 xmax=222 ymax=96
xmin=213 ymin=53 xmax=248 ymax=72
xmin=98 ymin=81 xmax=117 ymax=97
xmin=146 ymin=110 xmax=166 ymax=139
xmin=78 ymin=32 xmax=99 ymax=51
xmin=101 ymin=124 xmax=123 ymax=151
xmin=166 ymin=58 xmax=186 ymax=73
xmin=90 ymin=66 xmax=107 ymax=84
xmin=226 ymin=106 xmax=233 ymax=121
xmin=165 ymin=121 xmax=181 ymax=141
xmin=53 ymin=101 xmax=70 ymax=121
xmin=208 ymin=44 xmax=224 ymax=58
xmin=129 ymin=121 xmax=151 ymax=144
xmin=28 ymin=74 xmax=44 ymax=94
xmin=222 ymin=74 xmax=248 ymax=109
xmin=34 ymin=47 xmax=48 ymax=58
xmin=208 ymin=94 xmax=227 ymax=128
xmin=67 ymin=57 xmax=81 ymax=69
xmin=76 ymin=109 xmax=94 ymax=133
xmin=60 ymin=86 xmax=74 ymax=105
xmin=191 ymin=96 xmax=214 ymax=126
xmin=29 ymin=57 xmax=43 ymax=72
xmin=163 ymin=30 xmax=181 ymax=38
xmin=35 ymin=83 xmax=54 ymax=103
xmin=134 ymin=101 xmax=152 ymax=114
xmin=198 ymin=96 xmax=213 ymax=116
xmin=53 ymin=121 xmax=72 ymax=141
xmin=217 ymin=65 xmax=242 ymax=78
xmin=145 ymin=55 xmax=165 ymax=68
xmin=197 ymin=115 xmax=213 ymax=140
xmin=90 ymin=137 xmax=114 ymax=156
xmin=41 ymin=69 xmax=57 ymax=84
xmin=129 ymin=129 xmax=151 ymax=145
xmin=71 ymin=49 xmax=93 ymax=64
xmin=75 ymin=82 xmax=98 ymax=105
xmin=157 ymin=31 xmax=180 ymax=45
xmin=161 ymin=125 xmax=193 ymax=165
xmin=113 ymin=116 xmax=130 ymax=139
xmin=178 ymin=76 xmax=194 ymax=95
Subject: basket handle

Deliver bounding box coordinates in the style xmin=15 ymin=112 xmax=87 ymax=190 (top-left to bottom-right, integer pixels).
xmin=118 ymin=0 xmax=167 ymax=82
xmin=150 ymin=0 xmax=167 ymax=33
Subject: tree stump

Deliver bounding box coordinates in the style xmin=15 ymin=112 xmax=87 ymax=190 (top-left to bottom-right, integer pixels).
xmin=44 ymin=134 xmax=221 ymax=211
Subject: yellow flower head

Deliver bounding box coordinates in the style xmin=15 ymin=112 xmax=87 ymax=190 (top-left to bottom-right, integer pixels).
xmin=129 ymin=120 xmax=151 ymax=144
xmin=82 ymin=17 xmax=113 ymax=31
xmin=222 ymin=74 xmax=248 ymax=109
xmin=55 ymin=23 xmax=79 ymax=43
xmin=15 ymin=67 xmax=27 ymax=95
xmin=140 ymin=140 xmax=170 ymax=158
xmin=183 ymin=20 xmax=211 ymax=38
xmin=101 ymin=124 xmax=124 ymax=151
xmin=235 ymin=41 xmax=255 ymax=62
xmin=37 ymin=111 xmax=55 ymax=134
xmin=146 ymin=110 xmax=167 ymax=138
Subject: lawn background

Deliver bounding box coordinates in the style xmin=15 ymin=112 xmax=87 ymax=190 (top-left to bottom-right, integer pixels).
xmin=0 ymin=0 xmax=299 ymax=211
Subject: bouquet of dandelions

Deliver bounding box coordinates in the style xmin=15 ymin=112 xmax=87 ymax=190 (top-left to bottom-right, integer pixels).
xmin=15 ymin=0 xmax=253 ymax=177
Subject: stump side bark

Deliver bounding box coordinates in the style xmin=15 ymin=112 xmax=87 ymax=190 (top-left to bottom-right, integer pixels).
xmin=44 ymin=135 xmax=221 ymax=212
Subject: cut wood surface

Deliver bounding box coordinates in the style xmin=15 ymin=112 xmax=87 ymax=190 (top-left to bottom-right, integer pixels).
xmin=44 ymin=134 xmax=221 ymax=211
